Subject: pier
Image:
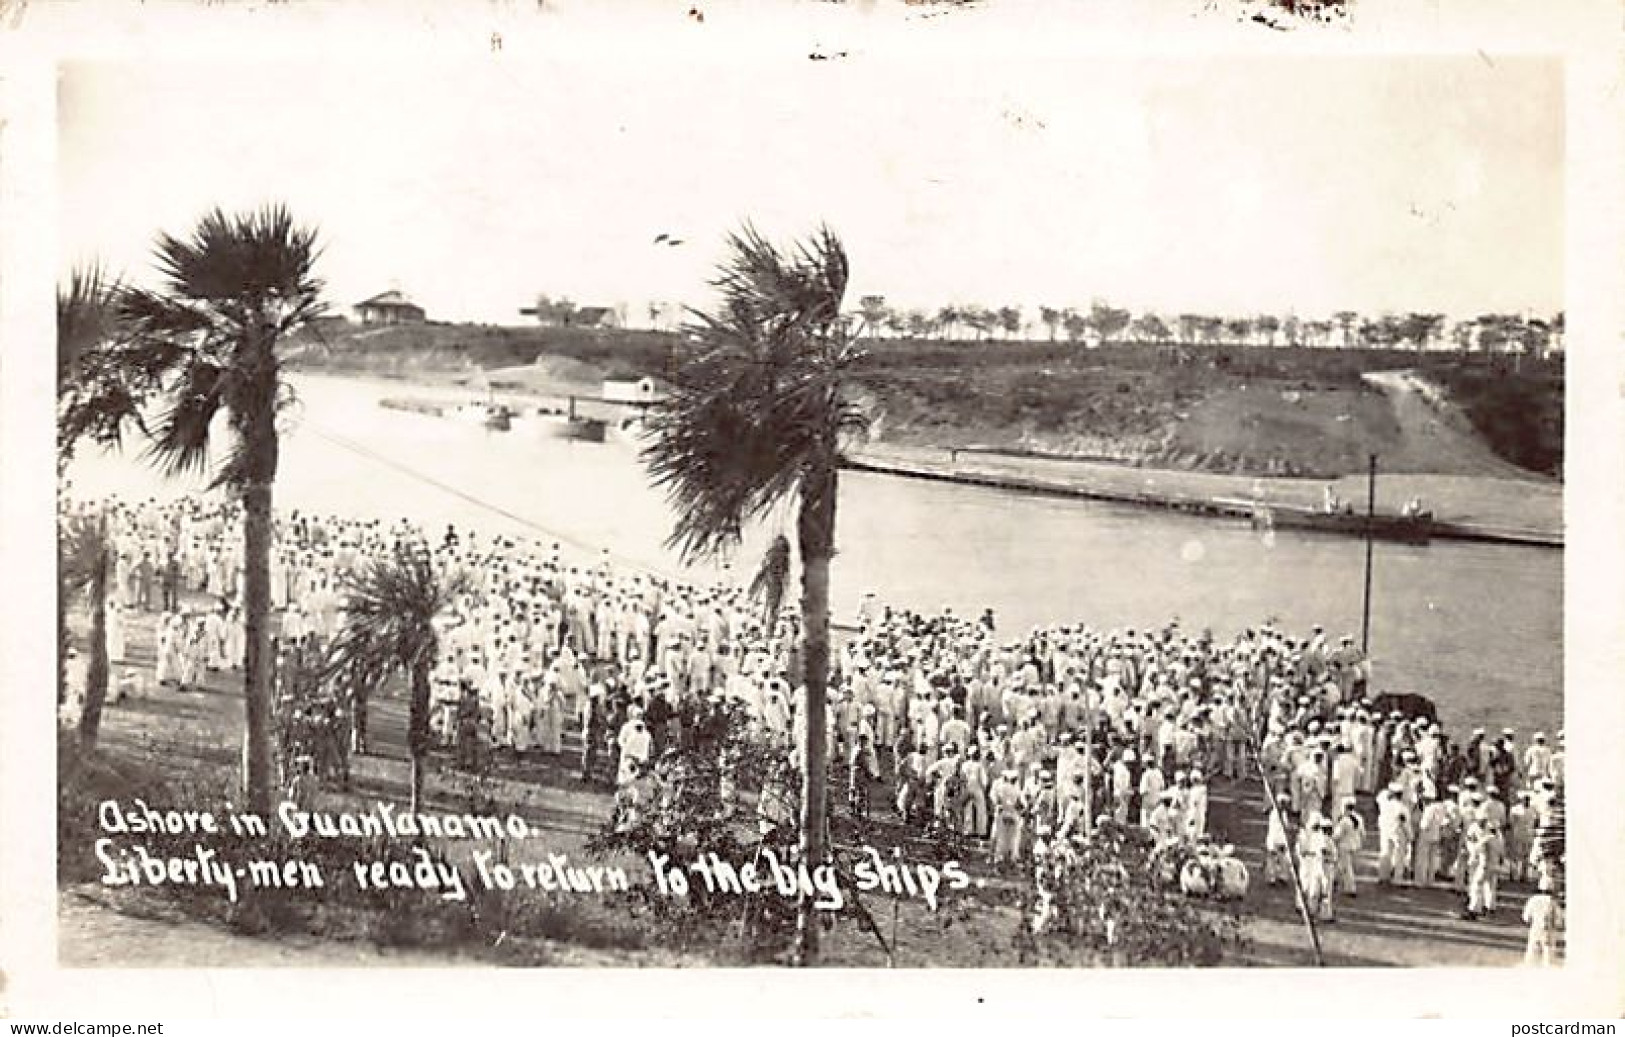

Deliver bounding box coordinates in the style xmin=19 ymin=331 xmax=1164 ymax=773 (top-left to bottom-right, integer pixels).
xmin=840 ymin=449 xmax=1562 ymax=549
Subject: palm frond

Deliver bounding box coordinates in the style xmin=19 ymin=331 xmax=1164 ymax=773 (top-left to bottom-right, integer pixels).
xmin=640 ymin=223 xmax=866 ymax=561
xmin=118 ymin=286 xmax=218 ymax=353
xmin=57 ymin=263 xmax=120 ymax=382
xmin=141 ymin=361 xmax=227 ymax=480
xmin=326 ymin=544 xmax=472 ymax=685
xmin=152 ymin=204 xmax=328 ymax=333
xmin=69 ymin=204 xmax=331 ymax=486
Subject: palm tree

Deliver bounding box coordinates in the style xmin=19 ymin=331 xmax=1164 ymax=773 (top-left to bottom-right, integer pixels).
xmin=59 ymin=513 xmax=112 ymax=747
xmin=57 ymin=264 xmax=127 ymax=468
xmin=1090 ymin=303 xmax=1131 ymax=345
xmin=57 ymin=264 xmax=125 ymax=709
xmin=1131 ymin=312 xmax=1170 ymax=345
xmin=642 ymin=223 xmax=868 ymax=966
xmin=1332 ymin=311 xmax=1360 ymax=350
xmin=857 ymin=294 xmax=888 ymax=339
xmin=962 ymin=306 xmax=994 ymax=341
xmin=1061 ymin=308 xmax=1089 ymax=344
xmin=325 ymin=541 xmax=471 ymax=811
xmin=996 ymin=305 xmax=1023 ymax=341
xmin=1254 ymin=314 xmax=1281 ymax=348
xmin=1038 ymin=305 xmax=1062 ymax=342
xmin=906 ymin=310 xmax=933 ymax=340
xmin=76 ymin=204 xmax=327 ymax=814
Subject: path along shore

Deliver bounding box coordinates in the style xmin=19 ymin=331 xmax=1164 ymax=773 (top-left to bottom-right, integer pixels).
xmin=840 ymin=442 xmax=1562 ymax=549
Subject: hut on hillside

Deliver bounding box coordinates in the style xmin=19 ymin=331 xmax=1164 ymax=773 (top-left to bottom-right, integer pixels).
xmin=354 ymin=290 xmax=426 ymax=325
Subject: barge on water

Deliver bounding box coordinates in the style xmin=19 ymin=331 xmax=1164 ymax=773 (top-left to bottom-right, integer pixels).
xmin=1215 ymin=498 xmax=1434 ymax=546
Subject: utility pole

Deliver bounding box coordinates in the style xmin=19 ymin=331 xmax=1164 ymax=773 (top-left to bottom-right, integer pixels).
xmin=1362 ymin=453 xmax=1377 ymax=653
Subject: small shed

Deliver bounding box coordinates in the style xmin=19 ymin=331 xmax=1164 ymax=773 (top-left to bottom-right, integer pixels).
xmin=354 ymin=290 xmax=426 ymax=325
xmin=602 ymin=372 xmax=665 ymax=406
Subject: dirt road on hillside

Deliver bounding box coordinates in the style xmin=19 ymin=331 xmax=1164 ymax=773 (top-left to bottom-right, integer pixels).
xmin=1361 ymin=370 xmax=1533 ymax=481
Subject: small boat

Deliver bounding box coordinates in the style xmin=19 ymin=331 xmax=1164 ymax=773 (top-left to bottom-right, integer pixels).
xmin=546 ymin=395 xmax=607 ymax=443
xmin=483 ymin=403 xmax=513 ymax=431
xmin=549 ymin=416 xmax=606 ymax=443
xmin=510 ymin=407 xmax=607 ymax=442
xmin=378 ymin=397 xmax=447 ymax=418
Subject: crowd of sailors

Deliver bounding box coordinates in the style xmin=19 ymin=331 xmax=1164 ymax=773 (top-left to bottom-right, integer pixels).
xmin=63 ymin=493 xmax=1565 ymax=954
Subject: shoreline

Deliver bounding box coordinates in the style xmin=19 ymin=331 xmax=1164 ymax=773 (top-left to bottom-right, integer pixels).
xmin=300 ymin=366 xmax=1562 ymax=549
xmin=841 ymin=444 xmax=1562 ymax=550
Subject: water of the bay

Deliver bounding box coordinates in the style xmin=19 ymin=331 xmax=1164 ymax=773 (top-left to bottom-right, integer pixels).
xmin=65 ymin=373 xmax=1562 ymax=738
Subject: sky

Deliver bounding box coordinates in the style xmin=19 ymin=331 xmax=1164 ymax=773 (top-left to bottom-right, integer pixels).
xmin=57 ymin=55 xmax=1563 ymax=327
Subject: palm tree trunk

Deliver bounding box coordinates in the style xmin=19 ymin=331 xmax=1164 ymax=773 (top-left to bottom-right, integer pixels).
xmin=793 ymin=455 xmax=837 ymax=967
xmin=240 ymin=336 xmax=283 ymax=815
xmin=409 ymin=662 xmax=431 ymax=813
xmin=242 ymin=478 xmax=276 ymax=814
xmin=77 ymin=519 xmax=111 ymax=751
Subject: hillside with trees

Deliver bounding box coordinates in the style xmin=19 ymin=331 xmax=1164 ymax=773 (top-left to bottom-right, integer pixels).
xmin=289 ymin=304 xmax=1562 ymax=481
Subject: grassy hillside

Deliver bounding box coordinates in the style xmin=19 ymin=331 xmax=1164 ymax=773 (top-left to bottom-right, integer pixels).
xmin=290 ymin=321 xmax=1562 ymax=479
xmin=1417 ymin=364 xmax=1564 ymax=478
xmin=291 ymin=319 xmax=679 ymax=379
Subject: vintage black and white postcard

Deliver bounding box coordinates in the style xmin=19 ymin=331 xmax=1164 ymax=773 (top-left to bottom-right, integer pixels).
xmin=1 ymin=0 xmax=1621 ymax=1021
